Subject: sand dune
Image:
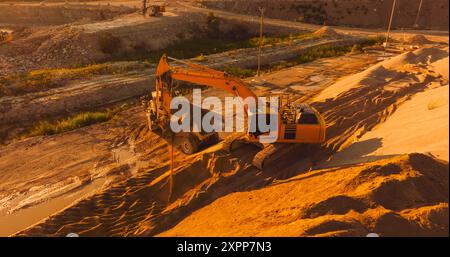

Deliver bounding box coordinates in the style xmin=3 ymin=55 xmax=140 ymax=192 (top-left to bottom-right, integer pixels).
xmin=318 ymin=46 xmax=449 ymax=167
xmin=326 ymin=85 xmax=449 ymax=166
xmin=159 ymin=154 xmax=448 ymax=237
xmin=430 ymin=49 xmax=449 ymax=80
xmin=314 ymin=47 xmax=449 ymax=102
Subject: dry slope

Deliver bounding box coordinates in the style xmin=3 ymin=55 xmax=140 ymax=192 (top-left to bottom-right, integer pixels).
xmin=160 ymin=154 xmax=449 ymax=237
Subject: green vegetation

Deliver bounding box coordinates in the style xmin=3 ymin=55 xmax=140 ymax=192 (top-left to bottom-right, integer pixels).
xmin=233 ymin=36 xmax=386 ymax=77
xmin=145 ymin=38 xmax=253 ymax=63
xmin=296 ymin=45 xmax=353 ymax=63
xmin=223 ymin=66 xmax=257 ymax=78
xmin=359 ymin=36 xmax=386 ymax=47
xmin=140 ymin=32 xmax=318 ymax=64
xmin=25 ymin=105 xmax=129 ymax=137
xmin=0 ymin=62 xmax=150 ymax=97
xmin=249 ymin=33 xmax=320 ymax=46
xmin=113 ymin=13 xmax=318 ymax=63
xmin=351 ymin=44 xmax=363 ymax=53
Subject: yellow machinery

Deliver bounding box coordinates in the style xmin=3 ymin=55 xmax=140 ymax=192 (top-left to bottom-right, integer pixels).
xmin=143 ymin=55 xmax=326 ymax=169
xmin=148 ymin=3 xmax=165 ymax=17
xmin=148 ymin=5 xmax=165 ymax=17
xmin=0 ymin=30 xmax=11 ymax=43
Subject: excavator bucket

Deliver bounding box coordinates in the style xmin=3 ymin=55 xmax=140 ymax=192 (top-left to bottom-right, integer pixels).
xmin=156 ymin=55 xmax=171 ymax=76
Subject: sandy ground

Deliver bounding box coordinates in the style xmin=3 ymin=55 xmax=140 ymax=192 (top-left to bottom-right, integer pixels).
xmin=159 ymin=154 xmax=448 ymax=237
xmin=326 ymin=85 xmax=449 ymax=166
xmin=0 ymin=107 xmax=173 ymax=236
xmin=319 ymin=46 xmax=449 ymax=167
xmin=10 ymin=42 xmax=450 ymax=237
xmin=0 ymin=0 xmax=448 ymax=237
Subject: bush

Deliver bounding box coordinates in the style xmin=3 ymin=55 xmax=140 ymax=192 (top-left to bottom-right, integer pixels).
xmin=26 ymin=106 xmax=128 ymax=137
xmin=98 ymin=32 xmax=122 ymax=54
xmin=223 ymin=67 xmax=256 ymax=78
xmin=351 ymin=44 xmax=363 ymax=53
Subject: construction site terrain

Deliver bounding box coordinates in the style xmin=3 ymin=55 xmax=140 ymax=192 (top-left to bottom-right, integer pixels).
xmin=0 ymin=0 xmax=448 ymax=237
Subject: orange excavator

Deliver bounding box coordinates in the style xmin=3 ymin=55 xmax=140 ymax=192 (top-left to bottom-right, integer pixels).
xmin=142 ymin=55 xmax=326 ymax=169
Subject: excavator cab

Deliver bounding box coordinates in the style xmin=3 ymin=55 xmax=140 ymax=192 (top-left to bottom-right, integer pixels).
xmin=268 ymin=95 xmax=326 ymax=144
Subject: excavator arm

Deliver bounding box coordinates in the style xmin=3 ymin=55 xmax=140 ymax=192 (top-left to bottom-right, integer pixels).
xmin=154 ymin=55 xmax=257 ymax=119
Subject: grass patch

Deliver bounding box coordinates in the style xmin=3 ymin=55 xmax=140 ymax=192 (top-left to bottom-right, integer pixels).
xmin=231 ymin=36 xmax=386 ymax=77
xmin=25 ymin=105 xmax=129 ymax=137
xmin=116 ymin=32 xmax=319 ymax=64
xmin=249 ymin=33 xmax=320 ymax=46
xmin=223 ymin=66 xmax=257 ymax=78
xmin=0 ymin=62 xmax=150 ymax=97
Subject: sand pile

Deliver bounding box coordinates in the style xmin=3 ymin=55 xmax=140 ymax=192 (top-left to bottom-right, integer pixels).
xmin=311 ymin=46 xmax=448 ymax=158
xmin=314 ymin=47 xmax=449 ymax=102
xmin=313 ymin=26 xmax=340 ymax=37
xmin=430 ymin=47 xmax=449 ymax=80
xmin=326 ymin=84 xmax=449 ymax=166
xmin=431 ymin=57 xmax=449 ymax=80
xmin=406 ymin=34 xmax=434 ymax=45
xmin=159 ymin=154 xmax=448 ymax=237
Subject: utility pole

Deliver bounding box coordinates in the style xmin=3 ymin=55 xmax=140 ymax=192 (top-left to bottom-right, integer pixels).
xmin=385 ymin=0 xmax=397 ymax=48
xmin=414 ymin=0 xmax=424 ymax=28
xmin=257 ymin=7 xmax=265 ymax=77
xmin=142 ymin=0 xmax=148 ymax=17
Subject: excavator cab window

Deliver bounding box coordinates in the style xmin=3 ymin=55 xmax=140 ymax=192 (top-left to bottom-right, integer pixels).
xmin=298 ymin=113 xmax=319 ymax=125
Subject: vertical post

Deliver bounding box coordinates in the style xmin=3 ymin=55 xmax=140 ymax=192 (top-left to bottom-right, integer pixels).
xmin=414 ymin=0 xmax=424 ymax=28
xmin=385 ymin=0 xmax=397 ymax=48
xmin=257 ymin=7 xmax=265 ymax=77
xmin=167 ymin=75 xmax=174 ymax=203
xmin=168 ymin=133 xmax=174 ymax=203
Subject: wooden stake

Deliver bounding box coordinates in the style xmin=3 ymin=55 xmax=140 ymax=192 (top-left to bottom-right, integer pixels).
xmin=385 ymin=0 xmax=397 ymax=48
xmin=257 ymin=7 xmax=265 ymax=76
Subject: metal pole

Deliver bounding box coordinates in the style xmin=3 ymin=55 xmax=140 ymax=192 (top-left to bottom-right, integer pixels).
xmin=414 ymin=0 xmax=424 ymax=28
xmin=385 ymin=0 xmax=397 ymax=48
xmin=257 ymin=7 xmax=265 ymax=77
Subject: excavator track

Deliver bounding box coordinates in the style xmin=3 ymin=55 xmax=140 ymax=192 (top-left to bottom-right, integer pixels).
xmin=222 ymin=133 xmax=248 ymax=153
xmin=252 ymin=143 xmax=302 ymax=170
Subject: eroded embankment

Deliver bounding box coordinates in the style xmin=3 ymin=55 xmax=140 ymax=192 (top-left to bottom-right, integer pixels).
xmin=200 ymin=0 xmax=449 ymax=30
